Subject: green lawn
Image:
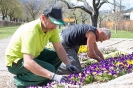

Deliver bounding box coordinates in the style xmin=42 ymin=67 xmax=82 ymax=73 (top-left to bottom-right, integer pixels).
xmin=0 ymin=26 xmax=133 ymax=40
xmin=111 ymin=30 xmax=133 ymax=39
xmin=0 ymin=26 xmax=19 ymax=40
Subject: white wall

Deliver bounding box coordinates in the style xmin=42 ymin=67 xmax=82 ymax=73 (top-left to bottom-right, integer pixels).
xmin=0 ymin=15 xmax=2 ymax=20
xmin=130 ymin=12 xmax=133 ymax=20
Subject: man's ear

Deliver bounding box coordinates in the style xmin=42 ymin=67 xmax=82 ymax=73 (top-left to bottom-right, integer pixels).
xmin=100 ymin=31 xmax=104 ymax=35
xmin=43 ymin=14 xmax=47 ymax=18
xmin=41 ymin=14 xmax=45 ymax=20
xmin=41 ymin=14 xmax=48 ymax=22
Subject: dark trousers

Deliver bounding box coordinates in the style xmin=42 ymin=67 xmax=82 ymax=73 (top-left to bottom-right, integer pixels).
xmin=7 ymin=48 xmax=61 ymax=88
xmin=57 ymin=35 xmax=82 ymax=75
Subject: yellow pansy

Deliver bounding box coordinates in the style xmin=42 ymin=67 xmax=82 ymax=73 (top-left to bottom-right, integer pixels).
xmin=127 ymin=60 xmax=133 ymax=65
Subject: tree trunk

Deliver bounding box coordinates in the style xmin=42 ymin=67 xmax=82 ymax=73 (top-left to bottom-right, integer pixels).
xmin=2 ymin=16 xmax=6 ymax=20
xmin=91 ymin=14 xmax=98 ymax=27
xmin=114 ymin=21 xmax=117 ymax=33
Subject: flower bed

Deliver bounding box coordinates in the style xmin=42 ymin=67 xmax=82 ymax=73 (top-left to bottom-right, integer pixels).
xmin=29 ymin=45 xmax=133 ymax=88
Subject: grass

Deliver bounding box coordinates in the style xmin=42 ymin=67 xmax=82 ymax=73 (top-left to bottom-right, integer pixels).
xmin=0 ymin=26 xmax=133 ymax=40
xmin=59 ymin=28 xmax=133 ymax=39
xmin=111 ymin=30 xmax=133 ymax=39
xmin=0 ymin=26 xmax=65 ymax=40
xmin=0 ymin=26 xmax=19 ymax=40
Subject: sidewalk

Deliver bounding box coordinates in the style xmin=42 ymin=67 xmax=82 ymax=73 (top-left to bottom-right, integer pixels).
xmin=0 ymin=37 xmax=15 ymax=88
xmin=0 ymin=37 xmax=11 ymax=70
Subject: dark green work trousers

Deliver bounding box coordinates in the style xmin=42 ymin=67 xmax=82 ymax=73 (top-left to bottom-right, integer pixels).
xmin=7 ymin=48 xmax=62 ymax=88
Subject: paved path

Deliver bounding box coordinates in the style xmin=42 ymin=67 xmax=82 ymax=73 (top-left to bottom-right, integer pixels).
xmin=0 ymin=37 xmax=14 ymax=88
xmin=97 ymin=38 xmax=133 ymax=53
xmin=0 ymin=37 xmax=11 ymax=70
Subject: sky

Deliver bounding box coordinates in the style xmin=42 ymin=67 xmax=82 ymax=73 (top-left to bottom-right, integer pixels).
xmin=100 ymin=0 xmax=133 ymax=10
xmin=69 ymin=0 xmax=133 ymax=11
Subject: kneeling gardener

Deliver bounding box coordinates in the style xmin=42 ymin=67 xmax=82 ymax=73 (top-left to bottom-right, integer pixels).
xmin=5 ymin=5 xmax=78 ymax=88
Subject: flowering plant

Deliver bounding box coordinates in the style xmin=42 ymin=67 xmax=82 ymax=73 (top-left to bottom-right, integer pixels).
xmin=29 ymin=45 xmax=133 ymax=88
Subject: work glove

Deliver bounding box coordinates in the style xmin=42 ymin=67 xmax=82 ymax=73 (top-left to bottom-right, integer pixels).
xmin=66 ymin=64 xmax=79 ymax=74
xmin=51 ymin=73 xmax=67 ymax=83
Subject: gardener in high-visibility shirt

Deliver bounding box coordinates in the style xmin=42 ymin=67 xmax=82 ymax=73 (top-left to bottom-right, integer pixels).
xmin=57 ymin=24 xmax=111 ymax=75
xmin=5 ymin=5 xmax=78 ymax=88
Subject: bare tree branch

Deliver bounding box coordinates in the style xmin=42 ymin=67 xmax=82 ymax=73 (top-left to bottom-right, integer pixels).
xmin=56 ymin=0 xmax=109 ymax=27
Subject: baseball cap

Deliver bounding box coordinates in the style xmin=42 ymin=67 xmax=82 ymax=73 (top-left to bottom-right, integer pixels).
xmin=43 ymin=5 xmax=65 ymax=25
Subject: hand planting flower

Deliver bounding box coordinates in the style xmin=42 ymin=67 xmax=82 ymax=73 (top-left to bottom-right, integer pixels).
xmin=51 ymin=73 xmax=67 ymax=83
